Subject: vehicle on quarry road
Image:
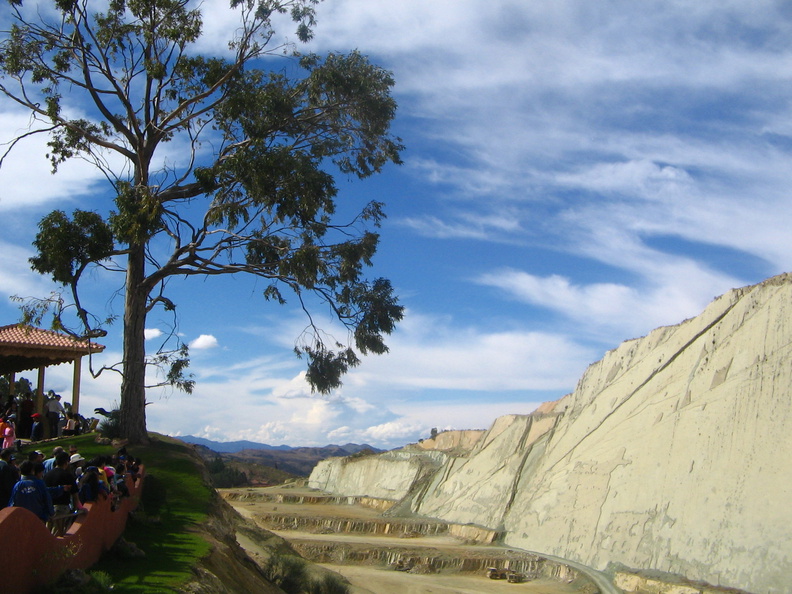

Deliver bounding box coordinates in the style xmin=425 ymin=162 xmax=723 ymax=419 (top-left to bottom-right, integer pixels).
xmin=486 ymin=567 xmax=527 ymax=582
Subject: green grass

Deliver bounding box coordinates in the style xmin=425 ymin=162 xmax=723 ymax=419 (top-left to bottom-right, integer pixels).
xmin=21 ymin=432 xmax=120 ymax=466
xmin=32 ymin=433 xmax=213 ymax=593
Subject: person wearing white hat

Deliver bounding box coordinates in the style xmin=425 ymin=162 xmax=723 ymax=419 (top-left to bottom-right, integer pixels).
xmin=70 ymin=453 xmax=86 ymax=478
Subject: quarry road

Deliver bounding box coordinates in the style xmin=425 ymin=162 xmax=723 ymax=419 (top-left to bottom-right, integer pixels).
xmin=317 ymin=565 xmax=582 ymax=594
xmin=515 ymin=550 xmax=621 ymax=594
xmin=225 ymin=486 xmax=616 ymax=594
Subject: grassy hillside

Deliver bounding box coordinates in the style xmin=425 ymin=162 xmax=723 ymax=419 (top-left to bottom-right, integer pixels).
xmin=36 ymin=432 xmax=349 ymax=593
xmin=27 ymin=433 xmax=270 ymax=592
xmin=91 ymin=434 xmax=215 ymax=592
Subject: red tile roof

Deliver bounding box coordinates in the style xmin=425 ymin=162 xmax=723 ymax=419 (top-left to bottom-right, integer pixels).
xmin=0 ymin=324 xmax=103 ymax=349
xmin=0 ymin=324 xmax=105 ymax=374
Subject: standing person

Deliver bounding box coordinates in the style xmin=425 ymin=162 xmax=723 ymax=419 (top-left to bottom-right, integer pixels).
xmin=19 ymin=396 xmax=33 ymax=439
xmin=2 ymin=415 xmax=16 ymax=450
xmin=43 ymin=446 xmax=65 ymax=473
xmin=0 ymin=448 xmax=19 ymax=508
xmin=46 ymin=394 xmax=66 ymax=438
xmin=78 ymin=466 xmax=108 ymax=504
xmin=8 ymin=460 xmax=53 ymax=522
xmin=69 ymin=453 xmax=85 ymax=479
xmin=30 ymin=413 xmax=44 ymax=442
xmin=28 ymin=450 xmax=45 ymax=465
xmin=44 ymin=452 xmax=80 ymax=535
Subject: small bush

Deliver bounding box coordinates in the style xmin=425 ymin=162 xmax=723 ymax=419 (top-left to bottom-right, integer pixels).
xmin=95 ymin=407 xmax=121 ymax=440
xmin=33 ymin=569 xmax=114 ymax=593
xmin=89 ymin=571 xmax=114 ymax=590
xmin=263 ymin=554 xmax=308 ymax=594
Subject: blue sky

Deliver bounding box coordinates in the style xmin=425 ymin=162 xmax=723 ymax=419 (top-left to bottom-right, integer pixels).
xmin=1 ymin=0 xmax=791 ymax=448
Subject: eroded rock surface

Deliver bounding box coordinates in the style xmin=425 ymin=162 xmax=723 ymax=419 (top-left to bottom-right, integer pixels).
xmin=309 ymin=273 xmax=792 ymax=594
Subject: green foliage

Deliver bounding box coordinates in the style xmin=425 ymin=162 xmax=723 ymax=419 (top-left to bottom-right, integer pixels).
xmin=207 ymin=456 xmax=249 ymax=488
xmin=88 ymin=571 xmax=115 ymax=591
xmin=32 ymin=569 xmax=116 ymax=593
xmin=263 ymin=553 xmax=350 ymax=594
xmin=16 ymin=377 xmax=34 ymax=397
xmin=308 ymin=573 xmax=351 ymax=594
xmin=97 ymin=416 xmax=122 ymax=440
xmin=348 ymin=448 xmax=376 ymax=460
xmin=95 ymin=407 xmax=122 ymax=440
xmin=149 ymin=344 xmax=195 ymax=394
xmin=263 ymin=553 xmax=309 ymax=594
xmin=110 ymin=183 xmax=164 ymax=245
xmin=29 ymin=210 xmax=114 ymax=285
xmin=300 ymin=343 xmax=360 ymax=394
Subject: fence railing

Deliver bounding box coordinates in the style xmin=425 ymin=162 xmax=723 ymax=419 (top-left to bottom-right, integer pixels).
xmin=0 ymin=469 xmax=144 ymax=593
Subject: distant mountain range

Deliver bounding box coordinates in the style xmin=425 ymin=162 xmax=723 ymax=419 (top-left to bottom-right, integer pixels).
xmin=177 ymin=435 xmax=382 ymax=476
xmin=178 ymin=435 xmax=380 ymax=455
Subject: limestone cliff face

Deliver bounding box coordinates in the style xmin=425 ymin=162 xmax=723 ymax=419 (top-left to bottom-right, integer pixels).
xmin=308 ymin=273 xmax=792 ymax=594
xmin=308 ymin=448 xmax=449 ymax=500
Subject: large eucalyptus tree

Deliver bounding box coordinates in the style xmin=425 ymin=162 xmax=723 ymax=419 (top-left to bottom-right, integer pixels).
xmin=0 ymin=0 xmax=404 ymax=443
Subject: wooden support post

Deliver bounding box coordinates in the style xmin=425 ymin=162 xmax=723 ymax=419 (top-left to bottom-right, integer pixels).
xmin=35 ymin=367 xmax=45 ymax=415
xmin=72 ymin=356 xmax=82 ymax=416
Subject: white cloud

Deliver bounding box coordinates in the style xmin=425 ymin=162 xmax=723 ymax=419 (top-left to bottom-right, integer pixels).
xmin=189 ymin=334 xmax=219 ymax=350
xmin=4 ymin=0 xmax=791 ymax=452
xmin=0 ymin=113 xmax=103 ymax=210
xmin=271 ymin=372 xmax=312 ymax=399
xmin=144 ymin=328 xmax=163 ymax=341
xmin=327 ymin=426 xmax=352 ymax=441
xmin=347 ymin=311 xmax=595 ymax=392
xmin=362 ymin=419 xmax=424 ymax=443
xmin=0 ymin=241 xmax=51 ymax=301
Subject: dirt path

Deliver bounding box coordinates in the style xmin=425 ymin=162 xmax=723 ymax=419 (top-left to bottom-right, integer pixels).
xmin=223 ymin=487 xmax=598 ymax=594
xmin=322 ymin=565 xmax=582 ymax=594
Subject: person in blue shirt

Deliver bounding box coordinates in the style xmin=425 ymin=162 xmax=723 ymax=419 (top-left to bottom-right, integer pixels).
xmin=8 ymin=460 xmax=54 ymax=522
xmin=43 ymin=446 xmax=65 ymax=474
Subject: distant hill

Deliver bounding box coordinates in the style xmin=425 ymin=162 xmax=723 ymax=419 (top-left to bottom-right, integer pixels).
xmin=177 ymin=435 xmax=383 ymax=477
xmin=178 ymin=436 xmax=293 ymax=452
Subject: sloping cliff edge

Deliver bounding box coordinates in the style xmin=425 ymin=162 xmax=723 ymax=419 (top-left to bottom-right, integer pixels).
xmin=309 ymin=273 xmax=792 ymax=594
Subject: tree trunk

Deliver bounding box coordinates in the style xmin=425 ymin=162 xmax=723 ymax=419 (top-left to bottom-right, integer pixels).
xmin=119 ymin=244 xmax=149 ymax=444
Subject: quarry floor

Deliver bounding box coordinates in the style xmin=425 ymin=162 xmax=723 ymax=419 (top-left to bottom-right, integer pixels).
xmin=222 ymin=485 xmax=599 ymax=594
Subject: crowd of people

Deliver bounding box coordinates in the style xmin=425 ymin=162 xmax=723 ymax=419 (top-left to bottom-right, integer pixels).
xmin=1 ymin=390 xmax=93 ymax=445
xmin=0 ymin=443 xmax=141 ymax=536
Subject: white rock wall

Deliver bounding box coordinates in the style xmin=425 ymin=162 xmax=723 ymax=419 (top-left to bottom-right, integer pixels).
xmin=308 ymin=450 xmax=447 ymax=501
xmin=411 ymin=414 xmax=559 ymax=529
xmin=413 ymin=429 xmax=485 ymax=452
xmin=503 ymin=275 xmax=792 ymax=594
xmin=308 ymin=274 xmax=792 ymax=594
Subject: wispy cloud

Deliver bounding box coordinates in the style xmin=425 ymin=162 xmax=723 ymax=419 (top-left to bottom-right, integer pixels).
xmin=2 ymin=0 xmax=789 ymax=448
xmin=0 ymin=242 xmax=51 ymax=302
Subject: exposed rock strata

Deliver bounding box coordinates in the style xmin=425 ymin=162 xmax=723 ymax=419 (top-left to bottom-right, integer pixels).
xmin=308 ymin=273 xmax=792 ymax=594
